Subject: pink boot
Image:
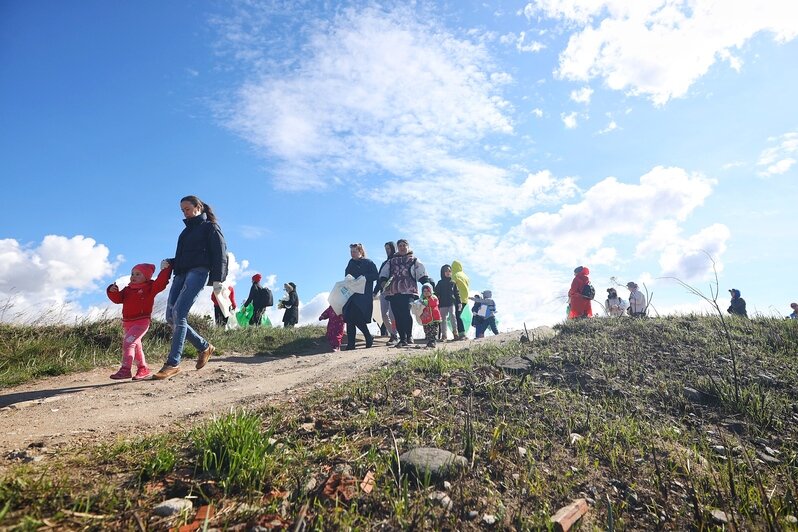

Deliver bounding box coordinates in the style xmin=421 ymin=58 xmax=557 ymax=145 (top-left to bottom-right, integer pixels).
xmin=132 ymin=366 xmax=152 ymax=381
xmin=110 ymin=368 xmax=132 ymax=380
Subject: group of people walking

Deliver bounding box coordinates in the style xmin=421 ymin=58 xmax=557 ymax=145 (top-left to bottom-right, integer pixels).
xmin=317 ymin=241 xmax=496 ymax=352
xmin=104 ymin=195 xmax=500 ymax=381
xmin=566 ymin=265 xmax=793 ymax=321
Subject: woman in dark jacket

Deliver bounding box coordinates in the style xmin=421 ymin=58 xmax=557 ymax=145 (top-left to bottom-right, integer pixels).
xmin=434 ymin=264 xmax=459 ymax=341
xmin=281 ymin=282 xmax=299 ymax=327
xmin=343 ymin=243 xmax=379 ymax=349
xmin=242 ymin=273 xmax=273 ymax=325
xmin=154 ymin=195 xmax=228 ymax=380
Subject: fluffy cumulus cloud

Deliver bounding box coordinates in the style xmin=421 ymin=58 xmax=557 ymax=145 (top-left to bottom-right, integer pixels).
xmin=569 ymin=86 xmax=593 ymax=104
xmin=523 ymin=0 xmax=798 ymax=104
xmin=215 ymin=2 xmax=730 ymax=330
xmin=521 ymin=166 xmax=722 ymax=270
xmin=757 ymin=131 xmax=798 ymax=177
xmin=226 ymin=4 xmax=514 ymax=190
xmin=0 ymin=236 xmax=119 ymax=323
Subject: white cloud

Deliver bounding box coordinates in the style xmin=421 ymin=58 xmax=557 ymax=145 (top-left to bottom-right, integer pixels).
xmin=225 ymin=5 xmax=514 ymax=190
xmin=517 ymin=31 xmax=546 ymax=52
xmin=657 ymin=224 xmax=730 ymax=281
xmin=569 ymin=86 xmax=593 ymax=104
xmin=0 ymin=236 xmax=119 ymax=323
xmin=757 ymin=131 xmax=798 ymax=176
xmin=239 ymin=225 xmax=271 ymax=239
xmin=523 ymin=0 xmax=798 ymax=104
xmin=561 ymin=111 xmax=578 ymax=128
xmin=597 ymin=119 xmax=617 ymax=134
xmin=522 ymin=166 xmax=716 ymax=266
xmin=532 ymin=107 xmax=544 ymax=117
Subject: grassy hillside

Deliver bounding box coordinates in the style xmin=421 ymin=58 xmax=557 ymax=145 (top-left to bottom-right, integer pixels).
xmin=0 ymin=316 xmax=326 ymax=389
xmin=2 ymin=316 xmax=798 ymax=530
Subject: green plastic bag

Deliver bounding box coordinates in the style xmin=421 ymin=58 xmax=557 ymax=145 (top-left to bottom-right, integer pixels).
xmin=460 ymin=305 xmax=472 ymax=331
xmin=236 ymin=303 xmax=253 ymax=327
xmin=261 ymin=315 xmax=272 ymax=328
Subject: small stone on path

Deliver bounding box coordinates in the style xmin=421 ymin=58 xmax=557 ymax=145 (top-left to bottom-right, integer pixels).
xmin=399 ymin=447 xmax=468 ymax=481
xmin=153 ymin=498 xmax=193 ymax=517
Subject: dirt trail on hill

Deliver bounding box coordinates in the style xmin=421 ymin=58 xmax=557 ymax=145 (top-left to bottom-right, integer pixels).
xmin=0 ymin=331 xmax=543 ymax=456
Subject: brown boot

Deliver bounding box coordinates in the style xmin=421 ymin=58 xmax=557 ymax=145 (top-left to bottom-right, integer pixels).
xmin=196 ymin=344 xmax=215 ymax=370
xmin=152 ymin=364 xmax=181 ymax=380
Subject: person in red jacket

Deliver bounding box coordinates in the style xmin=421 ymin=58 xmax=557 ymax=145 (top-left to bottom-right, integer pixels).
xmin=107 ymin=262 xmax=172 ymax=380
xmin=568 ymin=266 xmax=593 ymax=319
xmin=419 ymin=283 xmax=442 ymax=348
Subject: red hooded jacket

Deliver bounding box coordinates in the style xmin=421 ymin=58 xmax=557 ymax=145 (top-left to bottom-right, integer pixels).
xmin=107 ymin=266 xmax=172 ymax=321
xmin=568 ymin=268 xmax=593 ymax=319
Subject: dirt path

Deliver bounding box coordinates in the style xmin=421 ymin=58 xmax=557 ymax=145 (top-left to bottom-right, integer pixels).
xmin=0 ymin=331 xmax=534 ymax=455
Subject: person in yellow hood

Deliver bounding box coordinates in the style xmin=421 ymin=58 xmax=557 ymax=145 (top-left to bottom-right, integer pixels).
xmin=451 ymin=260 xmax=469 ymax=340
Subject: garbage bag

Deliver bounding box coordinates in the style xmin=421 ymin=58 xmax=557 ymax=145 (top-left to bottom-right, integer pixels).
xmin=236 ymin=303 xmax=253 ymax=327
xmin=328 ymin=274 xmax=366 ymax=314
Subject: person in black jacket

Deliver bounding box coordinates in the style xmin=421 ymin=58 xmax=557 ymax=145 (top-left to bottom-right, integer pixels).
xmin=154 ymin=195 xmax=228 ymax=380
xmin=242 ymin=273 xmax=273 ymax=326
xmin=727 ymin=288 xmax=748 ymax=318
xmin=280 ymin=282 xmax=299 ymax=327
xmin=343 ymin=243 xmax=379 ymax=350
xmin=434 ymin=264 xmax=459 ymax=341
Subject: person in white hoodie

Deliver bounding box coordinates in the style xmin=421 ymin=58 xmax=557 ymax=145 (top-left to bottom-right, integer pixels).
xmin=605 ymin=288 xmax=628 ymax=317
xmin=626 ymin=282 xmax=647 ymax=317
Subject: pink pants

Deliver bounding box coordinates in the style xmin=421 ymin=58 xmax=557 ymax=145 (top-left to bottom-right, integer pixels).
xmin=121 ymin=318 xmax=151 ymax=370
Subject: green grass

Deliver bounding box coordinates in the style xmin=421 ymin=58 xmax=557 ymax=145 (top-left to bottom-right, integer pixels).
xmin=0 ymin=315 xmax=326 ymax=389
xmin=2 ymin=315 xmax=798 ymax=529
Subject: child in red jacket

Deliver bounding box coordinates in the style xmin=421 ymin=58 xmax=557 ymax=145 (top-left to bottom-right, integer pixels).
xmin=318 ymin=305 xmax=345 ymax=352
xmin=420 ymin=283 xmax=442 ymax=348
xmin=107 ymin=262 xmax=172 ymax=380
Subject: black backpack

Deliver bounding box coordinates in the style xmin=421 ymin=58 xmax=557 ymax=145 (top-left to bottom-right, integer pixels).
xmin=255 ymin=286 xmax=273 ymax=307
xmin=581 ymin=283 xmax=595 ymax=300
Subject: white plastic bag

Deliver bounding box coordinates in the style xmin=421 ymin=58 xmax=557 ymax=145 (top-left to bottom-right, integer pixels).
xmin=328 ymin=274 xmax=366 ymax=314
xmin=410 ymin=299 xmax=425 ymax=325
xmin=215 ymin=285 xmax=233 ymax=319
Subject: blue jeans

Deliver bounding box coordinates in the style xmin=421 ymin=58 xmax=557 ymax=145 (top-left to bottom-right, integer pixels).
xmin=165 ymin=267 xmax=210 ymax=367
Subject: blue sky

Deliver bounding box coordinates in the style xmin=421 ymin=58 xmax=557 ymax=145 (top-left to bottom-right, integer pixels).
xmin=2 ymin=0 xmax=797 ymax=329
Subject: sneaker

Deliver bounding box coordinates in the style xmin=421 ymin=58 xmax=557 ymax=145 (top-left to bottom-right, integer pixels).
xmin=132 ymin=367 xmax=152 ymax=381
xmin=110 ymin=368 xmax=132 ymax=380
xmin=365 ymin=335 xmax=374 ymax=348
xmin=332 ymin=347 xmax=340 ymax=352
xmin=196 ymin=344 xmax=215 ymax=370
xmin=152 ymin=364 xmax=181 ymax=380
xmin=386 ymin=338 xmax=397 ymax=346
xmin=395 ymin=340 xmax=408 ymax=348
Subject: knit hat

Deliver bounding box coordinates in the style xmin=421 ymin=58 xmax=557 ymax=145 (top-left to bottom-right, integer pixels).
xmin=729 ymin=288 xmax=740 ymax=298
xmin=791 ymin=302 xmax=798 ymax=309
xmin=626 ymin=281 xmax=637 ymax=289
xmin=252 ymin=273 xmax=262 ymax=283
xmin=422 ymin=283 xmax=434 ymax=293
xmin=132 ymin=263 xmax=155 ymax=281
xmin=482 ymin=290 xmax=492 ymax=299
xmin=285 ymin=282 xmax=296 ymax=291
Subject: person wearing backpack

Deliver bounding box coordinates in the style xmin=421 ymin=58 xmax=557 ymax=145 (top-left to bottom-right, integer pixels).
xmin=568 ymin=266 xmax=593 ymax=319
xmin=727 ymin=288 xmax=747 ymax=318
xmin=605 ymin=288 xmax=628 ymax=317
xmin=242 ymin=273 xmax=273 ymax=326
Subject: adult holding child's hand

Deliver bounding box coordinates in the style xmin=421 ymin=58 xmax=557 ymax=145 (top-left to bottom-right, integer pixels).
xmin=153 ymin=195 xmax=228 ymax=380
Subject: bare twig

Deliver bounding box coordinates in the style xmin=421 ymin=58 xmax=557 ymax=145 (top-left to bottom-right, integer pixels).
xmin=659 ymin=251 xmax=740 ymax=402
